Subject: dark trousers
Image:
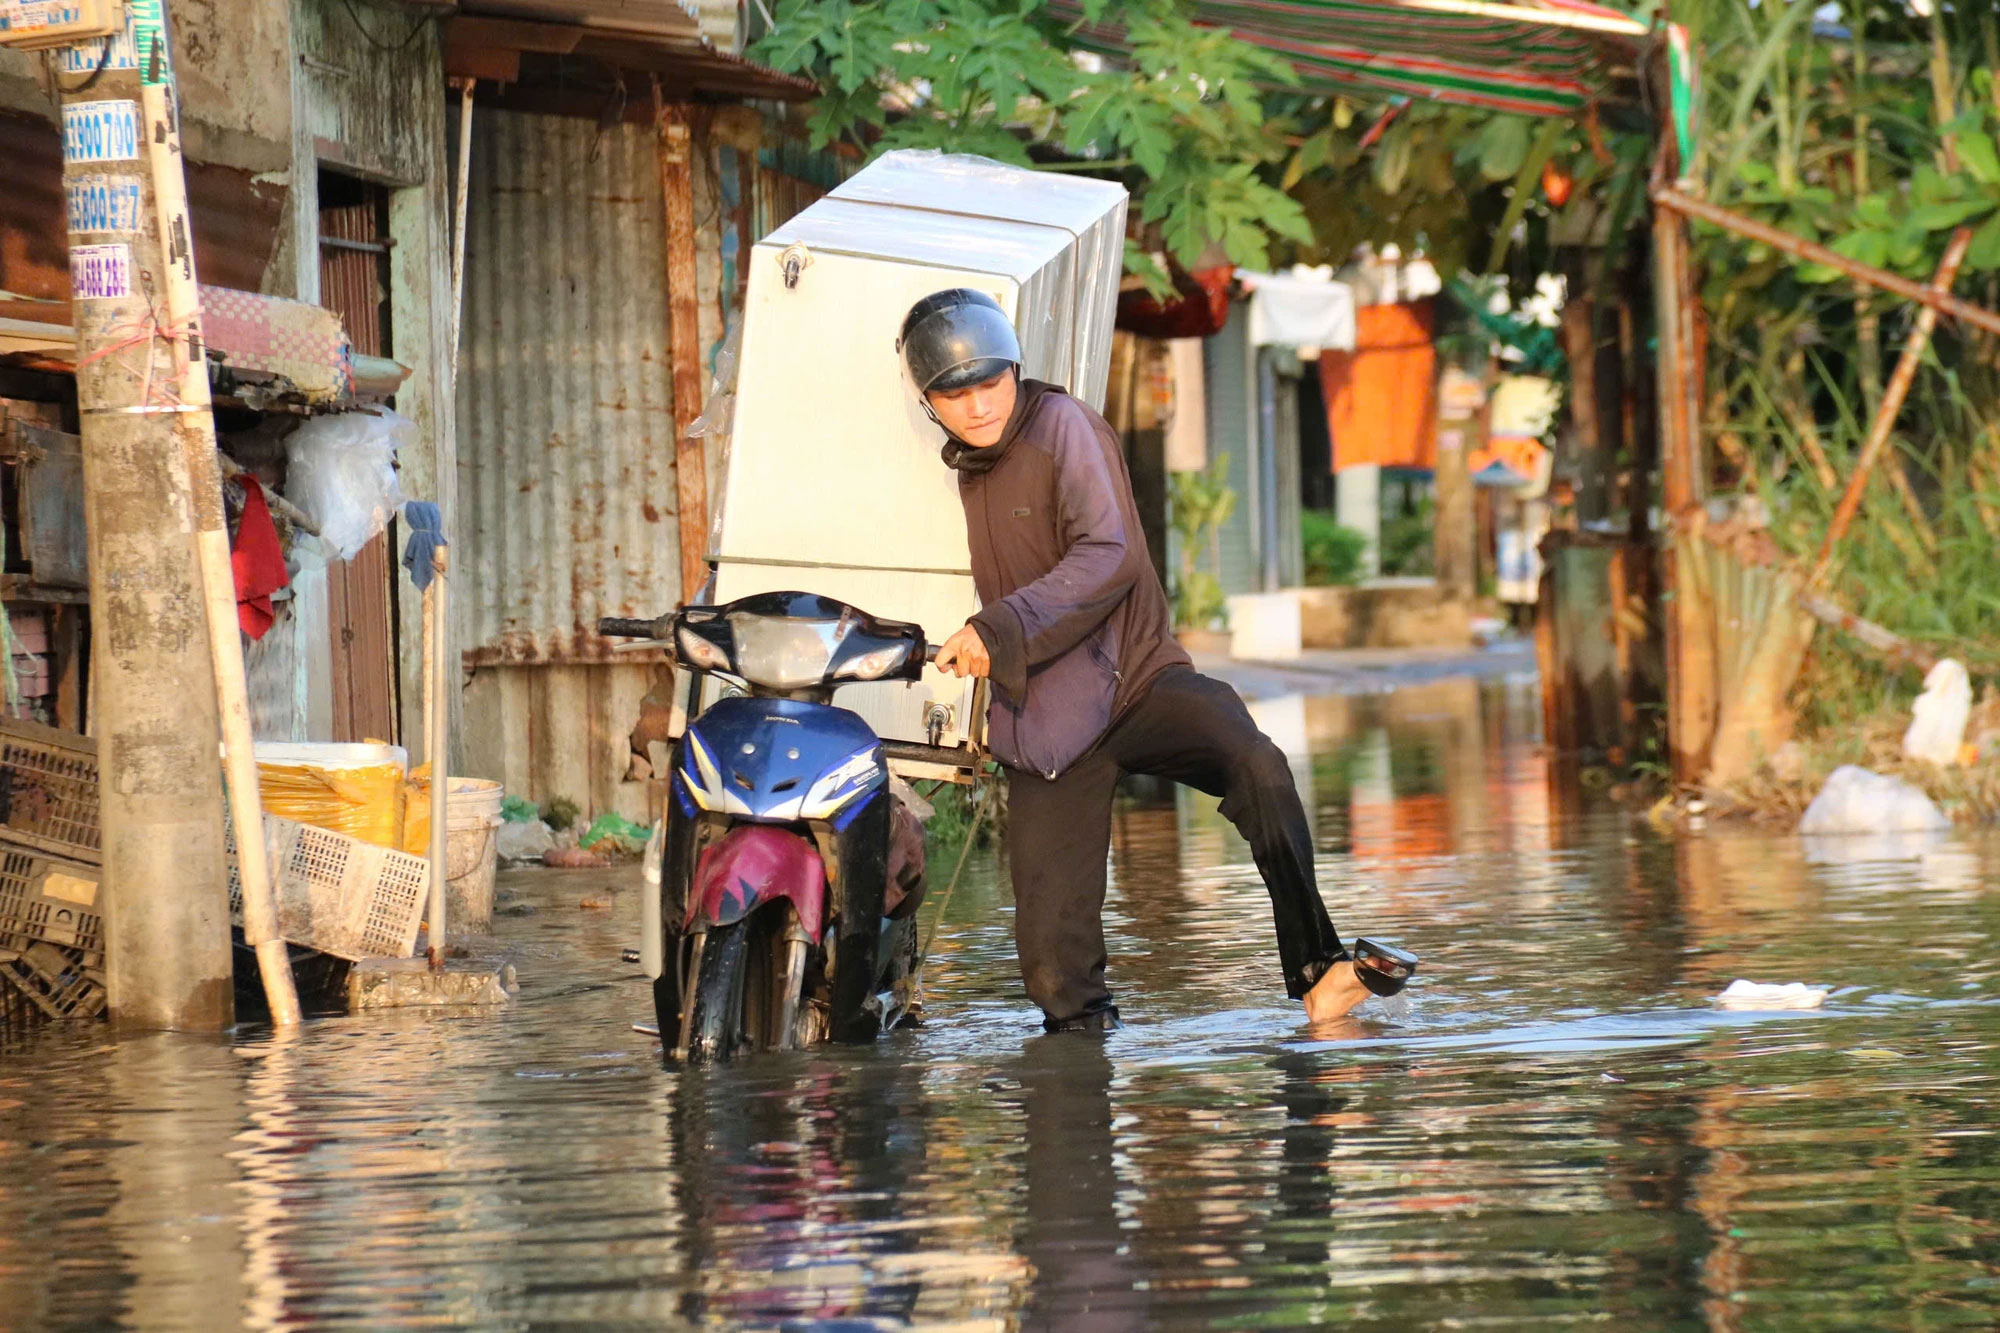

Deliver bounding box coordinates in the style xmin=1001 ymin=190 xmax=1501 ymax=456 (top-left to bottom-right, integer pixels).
xmin=1004 ymin=667 xmax=1346 ymax=1026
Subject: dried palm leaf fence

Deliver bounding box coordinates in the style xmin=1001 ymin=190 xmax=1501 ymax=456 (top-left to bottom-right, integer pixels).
xmin=1648 ymin=189 xmax=1997 ymax=788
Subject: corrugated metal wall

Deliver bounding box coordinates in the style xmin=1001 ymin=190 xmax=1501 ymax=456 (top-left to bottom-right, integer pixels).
xmin=456 ymin=107 xmax=688 ymax=819
xmin=458 ymin=106 xmax=682 ymax=663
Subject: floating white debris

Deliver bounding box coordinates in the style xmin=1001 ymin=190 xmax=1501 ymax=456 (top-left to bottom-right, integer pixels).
xmin=1715 ymin=979 xmax=1828 ymax=1010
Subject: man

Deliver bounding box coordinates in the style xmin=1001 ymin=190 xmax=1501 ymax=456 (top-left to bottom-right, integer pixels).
xmin=899 ymin=288 xmax=1416 ymax=1033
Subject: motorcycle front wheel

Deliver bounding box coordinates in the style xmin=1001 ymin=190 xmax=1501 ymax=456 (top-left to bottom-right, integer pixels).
xmin=678 ymin=910 xmax=811 ymax=1062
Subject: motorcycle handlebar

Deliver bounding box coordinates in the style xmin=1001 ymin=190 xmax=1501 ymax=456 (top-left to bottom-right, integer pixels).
xmin=598 ymin=616 xmax=665 ymax=640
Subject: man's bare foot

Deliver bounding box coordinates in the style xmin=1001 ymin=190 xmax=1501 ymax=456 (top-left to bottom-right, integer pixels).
xmin=1303 ymin=960 xmax=1370 ymax=1023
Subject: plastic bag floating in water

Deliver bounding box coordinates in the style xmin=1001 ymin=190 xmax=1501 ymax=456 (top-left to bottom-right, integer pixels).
xmin=1715 ymin=979 xmax=1827 ymax=1010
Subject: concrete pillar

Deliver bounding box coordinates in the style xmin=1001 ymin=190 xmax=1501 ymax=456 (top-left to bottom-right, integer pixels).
xmin=1336 ymin=463 xmax=1381 ymax=579
xmin=64 ymin=52 xmax=234 ymax=1028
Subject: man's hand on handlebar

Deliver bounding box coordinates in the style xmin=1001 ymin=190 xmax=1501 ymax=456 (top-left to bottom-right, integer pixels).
xmin=933 ymin=624 xmax=991 ymax=680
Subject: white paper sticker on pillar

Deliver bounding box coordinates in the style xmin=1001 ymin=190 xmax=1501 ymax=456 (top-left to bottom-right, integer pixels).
xmin=60 ymin=99 xmax=140 ymax=164
xmin=66 ymin=174 xmax=144 ymax=234
xmin=71 ymin=243 xmax=133 ymax=300
xmin=55 ymin=6 xmax=138 ymax=73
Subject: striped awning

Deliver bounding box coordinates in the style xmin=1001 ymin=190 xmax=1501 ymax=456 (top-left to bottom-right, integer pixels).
xmin=1052 ymin=0 xmax=1650 ymax=117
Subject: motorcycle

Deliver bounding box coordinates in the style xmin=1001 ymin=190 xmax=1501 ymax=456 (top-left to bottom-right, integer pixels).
xmin=600 ymin=591 xmax=943 ymax=1061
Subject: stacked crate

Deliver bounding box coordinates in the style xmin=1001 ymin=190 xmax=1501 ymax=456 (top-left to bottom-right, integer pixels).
xmin=0 ymin=719 xmax=104 ymax=1021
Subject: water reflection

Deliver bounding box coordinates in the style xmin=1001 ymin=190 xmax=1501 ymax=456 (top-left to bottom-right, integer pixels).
xmin=2 ymin=676 xmax=1999 ymax=1327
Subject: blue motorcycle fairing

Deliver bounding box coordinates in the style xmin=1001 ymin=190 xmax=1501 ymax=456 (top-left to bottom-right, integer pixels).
xmin=678 ymin=695 xmax=886 ymax=825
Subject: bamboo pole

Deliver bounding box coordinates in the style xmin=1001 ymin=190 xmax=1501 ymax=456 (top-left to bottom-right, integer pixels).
xmin=141 ymin=80 xmax=301 ymax=1026
xmin=1809 ymin=228 xmax=1972 ymax=587
xmin=424 ymin=78 xmax=476 ymax=967
xmin=1794 ymin=589 xmax=1937 ymax=674
xmin=1652 ymin=189 xmax=2000 ymax=339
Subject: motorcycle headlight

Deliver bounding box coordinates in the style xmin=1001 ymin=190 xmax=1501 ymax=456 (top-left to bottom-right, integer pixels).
xmin=676 ymin=626 xmax=731 ymax=672
xmin=835 ymin=642 xmax=911 ymax=682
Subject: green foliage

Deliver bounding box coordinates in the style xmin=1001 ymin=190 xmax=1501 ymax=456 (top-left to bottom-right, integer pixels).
xmin=920 ymin=777 xmax=1000 ymax=861
xmin=1301 ymin=509 xmax=1367 ymax=586
xmin=752 ymin=0 xmax=1311 ymax=272
xmin=540 ymin=796 xmax=581 ymax=833
xmin=1684 ymin=0 xmax=2000 ymax=690
xmin=1379 ymin=496 xmax=1435 ymax=578
xmin=1168 ymin=455 xmax=1236 ymax=630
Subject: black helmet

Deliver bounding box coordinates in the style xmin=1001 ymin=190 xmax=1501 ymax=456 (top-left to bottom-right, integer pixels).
xmin=898 ymin=289 xmax=1021 ymax=393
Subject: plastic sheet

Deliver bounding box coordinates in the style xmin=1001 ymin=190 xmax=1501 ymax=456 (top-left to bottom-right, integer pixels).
xmin=1715 ymin=980 xmax=1828 ymax=1010
xmin=255 ymin=742 xmax=408 ymax=850
xmin=284 ymin=409 xmax=415 ymax=559
xmin=1903 ymin=658 xmax=1972 ymax=765
xmin=1798 ymin=765 xmax=1950 ymax=836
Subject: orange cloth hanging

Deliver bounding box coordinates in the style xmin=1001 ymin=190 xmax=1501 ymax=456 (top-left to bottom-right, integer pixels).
xmin=1318 ymin=300 xmax=1438 ymax=472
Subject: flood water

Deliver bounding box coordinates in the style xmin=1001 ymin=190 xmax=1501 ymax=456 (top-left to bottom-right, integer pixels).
xmin=5 ymin=672 xmax=2000 ymax=1330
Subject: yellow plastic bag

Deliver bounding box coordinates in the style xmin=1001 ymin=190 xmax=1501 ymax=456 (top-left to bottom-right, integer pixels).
xmin=401 ymin=764 xmax=434 ymax=856
xmin=401 ymin=768 xmax=505 ymax=857
xmin=255 ymin=742 xmax=407 ymax=849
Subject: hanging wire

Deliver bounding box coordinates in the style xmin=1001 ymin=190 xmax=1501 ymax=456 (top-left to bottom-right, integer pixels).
xmin=336 ymin=0 xmax=436 ymax=55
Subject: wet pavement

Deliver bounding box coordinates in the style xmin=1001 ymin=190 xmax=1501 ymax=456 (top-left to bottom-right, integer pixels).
xmin=5 ymin=673 xmax=2000 ymax=1329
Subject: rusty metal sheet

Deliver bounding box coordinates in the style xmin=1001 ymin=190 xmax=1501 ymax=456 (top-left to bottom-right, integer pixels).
xmin=12 ymin=422 xmax=88 ymax=590
xmin=457 ymin=105 xmax=681 ymax=665
xmin=459 ymin=0 xmax=701 ymax=39
xmin=0 ymin=112 xmax=69 ymax=304
xmin=0 ymin=110 xmax=284 ymax=300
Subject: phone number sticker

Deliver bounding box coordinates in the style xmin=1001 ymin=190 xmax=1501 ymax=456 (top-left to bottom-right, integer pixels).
xmin=71 ymin=244 xmax=133 ymax=300
xmin=61 ymin=100 xmax=140 ymax=165
xmin=66 ymin=174 xmax=144 ymax=234
xmin=57 ymin=10 xmax=140 ymax=75
xmin=0 ymin=2 xmax=88 ymax=35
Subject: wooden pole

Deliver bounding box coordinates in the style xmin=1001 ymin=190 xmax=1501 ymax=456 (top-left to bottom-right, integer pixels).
xmin=138 ymin=79 xmax=301 ymax=1026
xmin=1808 ymin=229 xmax=1972 ymax=587
xmin=1652 ymin=197 xmax=1717 ymax=785
xmin=1560 ymin=272 xmax=1608 ymax=523
xmin=654 ymin=81 xmax=709 ymax=605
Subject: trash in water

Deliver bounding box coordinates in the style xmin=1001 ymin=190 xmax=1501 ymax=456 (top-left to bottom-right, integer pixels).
xmin=544 ymin=847 xmax=610 ymax=869
xmin=500 ymin=794 xmax=542 ymax=823
xmin=1714 ymin=979 xmax=1828 ymax=1010
xmin=578 ymin=812 xmax=651 ymax=855
xmin=497 ymin=819 xmax=556 ymax=863
xmin=1798 ymin=765 xmax=1949 ymax=836
xmin=1903 ymin=659 xmax=1972 ymax=765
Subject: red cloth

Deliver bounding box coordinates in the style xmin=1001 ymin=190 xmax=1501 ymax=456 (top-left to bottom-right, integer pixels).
xmin=231 ymin=476 xmax=289 ymax=640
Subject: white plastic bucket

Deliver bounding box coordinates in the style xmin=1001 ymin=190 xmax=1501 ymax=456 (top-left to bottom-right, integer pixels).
xmin=410 ymin=777 xmax=504 ymax=931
